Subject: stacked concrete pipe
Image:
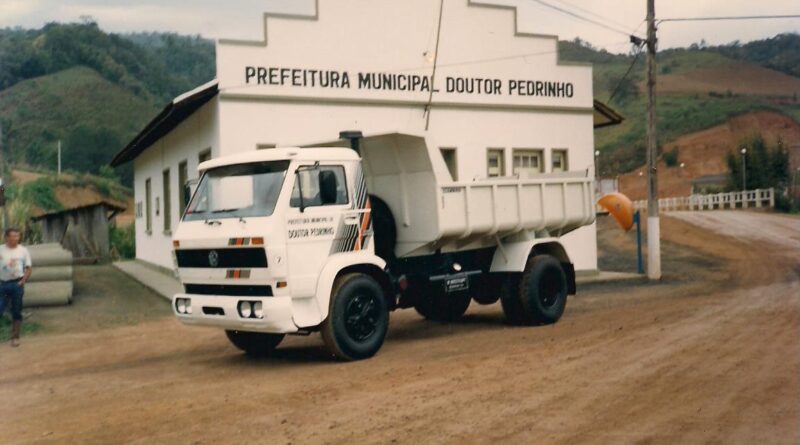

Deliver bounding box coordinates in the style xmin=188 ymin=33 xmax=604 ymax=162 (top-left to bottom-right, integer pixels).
xmin=22 ymin=243 xmax=74 ymax=307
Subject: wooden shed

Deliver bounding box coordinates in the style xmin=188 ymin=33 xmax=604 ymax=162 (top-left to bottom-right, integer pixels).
xmin=32 ymin=200 xmax=126 ymax=262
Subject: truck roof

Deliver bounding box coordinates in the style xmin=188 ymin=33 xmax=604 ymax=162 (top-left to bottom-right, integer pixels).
xmin=198 ymin=147 xmax=360 ymax=171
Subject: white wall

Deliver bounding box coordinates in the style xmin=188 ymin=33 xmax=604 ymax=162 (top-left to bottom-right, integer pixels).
xmin=133 ymin=99 xmax=220 ymax=269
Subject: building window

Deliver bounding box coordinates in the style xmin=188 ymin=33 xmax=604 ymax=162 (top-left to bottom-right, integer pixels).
xmin=145 ymin=178 xmax=152 ymax=234
xmin=440 ymin=147 xmax=458 ymax=181
xmin=552 ymin=149 xmax=568 ymax=172
xmin=513 ymin=149 xmax=544 ymax=177
xmin=198 ymin=149 xmax=211 ymax=164
xmin=178 ymin=160 xmax=188 ymax=213
xmin=487 ymin=148 xmax=505 ymax=177
xmin=163 ymin=168 xmax=172 ymax=233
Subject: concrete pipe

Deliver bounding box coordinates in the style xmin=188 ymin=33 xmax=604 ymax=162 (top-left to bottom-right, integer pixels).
xmin=21 ymin=281 xmax=74 ymax=307
xmin=27 ymin=243 xmax=65 ymax=251
xmin=27 ymin=265 xmax=74 ymax=283
xmin=29 ymin=248 xmax=73 ymax=267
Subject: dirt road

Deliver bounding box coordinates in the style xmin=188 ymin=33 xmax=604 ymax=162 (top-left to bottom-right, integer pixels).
xmin=1 ymin=212 xmax=798 ymax=444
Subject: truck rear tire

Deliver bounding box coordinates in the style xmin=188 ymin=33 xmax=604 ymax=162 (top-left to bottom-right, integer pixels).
xmin=225 ymin=330 xmax=285 ymax=356
xmin=414 ymin=289 xmax=471 ymax=322
xmin=518 ymin=255 xmax=568 ymax=325
xmin=321 ymin=273 xmax=389 ymax=361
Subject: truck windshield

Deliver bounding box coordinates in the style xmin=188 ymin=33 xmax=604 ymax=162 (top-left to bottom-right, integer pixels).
xmin=183 ymin=161 xmax=290 ymax=221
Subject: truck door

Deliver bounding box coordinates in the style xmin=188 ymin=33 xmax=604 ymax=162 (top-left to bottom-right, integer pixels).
xmin=285 ymin=164 xmax=358 ymax=297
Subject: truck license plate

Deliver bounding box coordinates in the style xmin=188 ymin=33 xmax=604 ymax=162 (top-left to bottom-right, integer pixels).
xmin=445 ymin=276 xmax=469 ymax=293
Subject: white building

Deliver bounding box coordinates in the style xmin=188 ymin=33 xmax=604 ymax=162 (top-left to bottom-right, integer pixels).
xmin=111 ymin=0 xmax=622 ymax=273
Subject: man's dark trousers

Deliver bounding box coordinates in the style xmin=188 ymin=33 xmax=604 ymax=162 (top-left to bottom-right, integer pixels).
xmin=0 ymin=280 xmax=24 ymax=321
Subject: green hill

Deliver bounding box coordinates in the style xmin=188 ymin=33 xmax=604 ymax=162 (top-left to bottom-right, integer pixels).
xmin=0 ymin=66 xmax=158 ymax=184
xmin=0 ymin=22 xmax=215 ymax=184
xmin=559 ymin=35 xmax=800 ymax=175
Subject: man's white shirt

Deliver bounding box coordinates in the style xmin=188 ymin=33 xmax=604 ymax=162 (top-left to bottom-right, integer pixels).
xmin=0 ymin=244 xmax=32 ymax=281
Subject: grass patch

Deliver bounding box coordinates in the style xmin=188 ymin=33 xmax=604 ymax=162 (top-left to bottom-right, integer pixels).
xmin=6 ymin=177 xmax=62 ymax=212
xmin=0 ymin=316 xmax=41 ymax=342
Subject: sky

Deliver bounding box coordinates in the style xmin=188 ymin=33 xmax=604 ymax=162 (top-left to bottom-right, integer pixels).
xmin=0 ymin=0 xmax=798 ymax=52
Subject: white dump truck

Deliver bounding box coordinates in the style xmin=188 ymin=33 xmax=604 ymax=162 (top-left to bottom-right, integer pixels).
xmin=171 ymin=133 xmax=595 ymax=360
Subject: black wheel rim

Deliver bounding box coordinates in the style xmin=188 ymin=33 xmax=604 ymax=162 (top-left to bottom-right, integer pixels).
xmin=345 ymin=293 xmax=379 ymax=342
xmin=538 ymin=267 xmax=562 ymax=308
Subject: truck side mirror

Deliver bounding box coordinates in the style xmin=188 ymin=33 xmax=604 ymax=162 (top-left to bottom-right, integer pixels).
xmin=184 ymin=178 xmax=199 ymax=207
xmin=319 ymin=170 xmax=338 ymax=205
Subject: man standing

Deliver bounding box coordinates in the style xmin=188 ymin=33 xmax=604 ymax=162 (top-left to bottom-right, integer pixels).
xmin=0 ymin=228 xmax=32 ymax=347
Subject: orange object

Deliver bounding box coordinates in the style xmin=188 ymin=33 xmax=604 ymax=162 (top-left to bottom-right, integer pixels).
xmin=597 ymin=192 xmax=635 ymax=231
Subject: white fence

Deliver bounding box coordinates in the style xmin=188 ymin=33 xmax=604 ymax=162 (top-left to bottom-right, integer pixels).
xmin=631 ymin=188 xmax=775 ymax=212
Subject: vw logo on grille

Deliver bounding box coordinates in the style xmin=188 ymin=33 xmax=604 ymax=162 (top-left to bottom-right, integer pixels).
xmin=208 ymin=250 xmax=219 ymax=267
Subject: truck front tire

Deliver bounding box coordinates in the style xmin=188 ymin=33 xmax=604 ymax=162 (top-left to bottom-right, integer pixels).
xmin=321 ymin=273 xmax=389 ymax=361
xmin=225 ymin=330 xmax=285 ymax=356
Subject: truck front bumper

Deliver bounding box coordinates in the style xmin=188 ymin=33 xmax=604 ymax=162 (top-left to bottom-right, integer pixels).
xmin=172 ymin=293 xmax=299 ymax=334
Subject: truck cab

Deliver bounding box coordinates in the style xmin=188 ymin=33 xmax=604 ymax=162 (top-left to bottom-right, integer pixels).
xmin=172 ymin=135 xmax=595 ymax=361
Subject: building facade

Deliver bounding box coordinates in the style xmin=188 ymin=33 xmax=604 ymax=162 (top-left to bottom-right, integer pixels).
xmin=113 ymin=0 xmax=621 ymax=272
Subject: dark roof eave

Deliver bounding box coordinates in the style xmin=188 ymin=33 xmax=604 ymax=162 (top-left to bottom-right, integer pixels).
xmin=110 ymin=81 xmax=219 ymax=167
xmin=593 ymin=99 xmax=624 ymax=129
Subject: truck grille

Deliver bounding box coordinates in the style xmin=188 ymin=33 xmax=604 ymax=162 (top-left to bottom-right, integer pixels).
xmin=184 ymin=284 xmax=273 ymax=297
xmin=175 ymin=248 xmax=267 ymax=268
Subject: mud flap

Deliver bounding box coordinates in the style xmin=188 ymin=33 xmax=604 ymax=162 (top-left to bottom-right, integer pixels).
xmin=562 ymin=262 xmax=576 ymax=295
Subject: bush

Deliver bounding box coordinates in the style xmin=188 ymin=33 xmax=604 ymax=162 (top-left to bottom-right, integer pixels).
xmin=663 ymin=147 xmax=680 ymax=167
xmin=110 ymin=224 xmax=135 ymax=259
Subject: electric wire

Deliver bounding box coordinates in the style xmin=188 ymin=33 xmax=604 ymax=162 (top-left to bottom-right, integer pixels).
xmin=607 ymin=45 xmax=644 ymax=104
xmin=528 ymin=0 xmax=638 ymax=38
xmin=659 ymin=14 xmax=800 ymax=23
xmin=548 ymin=0 xmax=642 ymax=35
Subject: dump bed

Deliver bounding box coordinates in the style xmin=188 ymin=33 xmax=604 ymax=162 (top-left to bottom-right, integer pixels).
xmin=316 ymin=133 xmax=595 ymax=258
xmin=438 ymin=173 xmax=595 ymax=242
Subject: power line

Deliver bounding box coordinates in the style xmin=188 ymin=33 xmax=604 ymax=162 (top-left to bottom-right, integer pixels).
xmin=528 ymin=0 xmax=636 ymax=38
xmin=608 ymin=45 xmax=644 ymax=104
xmin=660 ymin=14 xmax=800 ymax=23
xmin=548 ymin=0 xmax=641 ymax=35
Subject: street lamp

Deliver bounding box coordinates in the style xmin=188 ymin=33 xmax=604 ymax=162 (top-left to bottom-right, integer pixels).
xmin=740 ymin=147 xmax=747 ymax=191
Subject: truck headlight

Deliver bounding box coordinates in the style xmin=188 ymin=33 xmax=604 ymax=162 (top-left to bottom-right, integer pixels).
xmin=175 ymin=298 xmax=192 ymax=314
xmin=253 ymin=301 xmax=263 ymax=319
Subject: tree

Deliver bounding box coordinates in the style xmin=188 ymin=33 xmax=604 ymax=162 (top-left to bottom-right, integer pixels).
xmin=726 ymin=134 xmax=790 ymax=191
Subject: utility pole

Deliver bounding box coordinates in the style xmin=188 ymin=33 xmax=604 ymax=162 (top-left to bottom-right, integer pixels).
xmin=645 ymin=0 xmax=661 ymax=280
xmin=58 ymin=140 xmax=62 ymax=175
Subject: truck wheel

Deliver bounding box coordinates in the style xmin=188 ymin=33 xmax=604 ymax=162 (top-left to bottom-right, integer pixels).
xmin=225 ymin=330 xmax=285 ymax=356
xmin=321 ymin=273 xmax=389 ymax=361
xmin=415 ymin=290 xmax=471 ymax=322
xmin=517 ymin=255 xmax=568 ymax=325
xmin=500 ymin=274 xmax=526 ymax=325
